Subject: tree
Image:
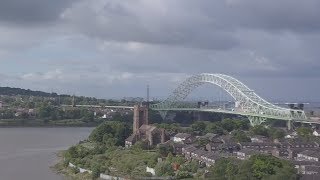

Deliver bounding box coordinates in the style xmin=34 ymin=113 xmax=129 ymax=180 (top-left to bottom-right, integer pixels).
xmin=38 ymin=103 xmax=54 ymax=118
xmin=155 ymin=161 xmax=174 ymax=176
xmin=297 ymin=127 xmax=312 ymax=139
xmin=226 ymin=161 xmax=239 ymax=180
xmin=270 ymin=128 xmax=285 ymax=140
xmin=234 ymin=119 xmax=250 ymax=130
xmin=210 ymin=158 xmax=231 ymax=179
xmin=81 ymin=109 xmax=94 ymax=122
xmin=197 ymin=138 xmax=210 ymax=147
xmin=91 ymin=164 xmax=101 ymax=179
xmin=103 ymin=134 xmax=117 ymax=147
xmin=205 ymin=123 xmax=224 ymax=135
xmin=89 ymin=121 xmax=131 ymax=146
xmin=180 ymin=160 xmax=199 ymax=173
xmin=221 ymin=119 xmax=235 ymax=132
xmin=191 ymin=121 xmax=206 ymax=134
xmin=250 ymin=125 xmax=269 ymax=137
xmin=67 ymin=146 xmax=78 ymax=158
xmin=157 ymin=144 xmax=174 ymax=157
xmin=232 ymin=130 xmax=251 ymax=142
xmin=208 ymin=155 xmax=297 ymax=180
xmin=131 ymin=141 xmax=148 ymax=151
xmin=176 ymin=170 xmax=192 ymax=179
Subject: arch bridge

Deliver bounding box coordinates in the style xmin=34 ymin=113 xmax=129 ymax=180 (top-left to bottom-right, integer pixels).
xmin=150 ymin=73 xmax=309 ymax=126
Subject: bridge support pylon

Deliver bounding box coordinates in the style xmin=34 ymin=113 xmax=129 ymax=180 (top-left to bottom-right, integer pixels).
xmin=248 ymin=116 xmax=267 ymax=127
xmin=159 ymin=111 xmax=168 ymax=120
xmin=287 ymin=120 xmax=292 ymax=131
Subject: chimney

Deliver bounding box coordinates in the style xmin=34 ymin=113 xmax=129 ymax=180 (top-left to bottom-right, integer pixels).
xmin=161 ymin=128 xmax=166 ymax=143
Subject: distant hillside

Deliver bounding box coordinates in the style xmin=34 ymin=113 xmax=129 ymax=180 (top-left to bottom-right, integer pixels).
xmin=0 ymin=87 xmax=68 ymax=97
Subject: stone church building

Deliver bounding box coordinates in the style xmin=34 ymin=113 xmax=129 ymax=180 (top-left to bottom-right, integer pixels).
xmin=125 ymin=105 xmax=167 ymax=147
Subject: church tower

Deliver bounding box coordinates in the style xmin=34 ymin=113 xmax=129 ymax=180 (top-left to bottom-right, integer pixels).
xmin=133 ymin=105 xmax=149 ymax=134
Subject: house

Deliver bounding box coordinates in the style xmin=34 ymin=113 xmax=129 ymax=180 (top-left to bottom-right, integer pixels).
xmin=288 ymin=148 xmax=315 ymax=159
xmin=125 ymin=134 xmax=137 ymax=148
xmin=172 ymin=143 xmax=187 ymax=155
xmin=313 ymin=130 xmax=320 ymax=137
xmin=220 ymin=142 xmax=240 ymax=153
xmin=182 ymin=145 xmax=198 ymax=160
xmin=285 ymin=131 xmax=298 ymax=139
xmin=206 ymin=143 xmax=221 ymax=152
xmin=218 ymin=135 xmax=233 ymax=144
xmin=297 ymin=150 xmax=320 ymax=162
xmin=197 ymin=133 xmax=217 ymax=142
xmin=238 ymin=142 xmax=277 ymax=150
xmin=303 ymin=165 xmax=320 ymax=175
xmin=173 ymin=133 xmax=192 ymax=143
xmin=294 ymin=161 xmax=320 ymax=175
xmin=272 ymin=148 xmax=289 ymax=159
xmin=191 ymin=149 xmax=208 ymax=161
xmin=289 ymin=140 xmax=317 ymax=149
xmin=200 ymin=152 xmax=221 ymax=167
xmin=102 ymin=114 xmax=107 ymax=119
xmin=277 ymin=140 xmax=291 ymax=149
xmin=259 ymin=147 xmax=275 ymax=155
xmin=210 ymin=138 xmax=224 ymax=144
xmin=300 ymin=174 xmax=320 ymax=180
xmin=250 ymin=135 xmax=269 ymax=143
xmin=276 ymin=138 xmax=317 ymax=149
xmin=236 ymin=149 xmax=260 ymax=160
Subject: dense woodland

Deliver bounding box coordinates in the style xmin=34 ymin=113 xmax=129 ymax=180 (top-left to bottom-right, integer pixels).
xmin=0 ymin=86 xmax=143 ymax=108
xmin=0 ymin=87 xmax=60 ymax=97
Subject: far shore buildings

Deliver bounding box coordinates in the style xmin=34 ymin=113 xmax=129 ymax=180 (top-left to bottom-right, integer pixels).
xmin=125 ymin=105 xmax=167 ymax=147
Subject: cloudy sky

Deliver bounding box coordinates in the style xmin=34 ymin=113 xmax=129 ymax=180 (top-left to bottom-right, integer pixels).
xmin=0 ymin=0 xmax=319 ymax=101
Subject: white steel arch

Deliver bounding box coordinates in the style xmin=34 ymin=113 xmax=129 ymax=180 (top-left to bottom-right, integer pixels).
xmin=151 ymin=73 xmax=307 ymax=125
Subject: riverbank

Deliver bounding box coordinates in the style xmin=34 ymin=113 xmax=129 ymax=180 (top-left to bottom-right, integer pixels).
xmin=0 ymin=119 xmax=102 ymax=127
xmin=52 ymin=151 xmax=92 ymax=180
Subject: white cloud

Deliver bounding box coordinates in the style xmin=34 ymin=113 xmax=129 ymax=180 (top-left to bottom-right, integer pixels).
xmin=21 ymin=69 xmax=64 ymax=81
xmin=99 ymin=41 xmax=146 ymax=52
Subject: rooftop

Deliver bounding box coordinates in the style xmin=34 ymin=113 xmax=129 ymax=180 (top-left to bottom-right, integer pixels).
xmin=238 ymin=148 xmax=260 ymax=155
xmin=299 ymin=150 xmax=320 ymax=158
xmin=139 ymin=124 xmax=157 ymax=133
xmin=192 ymin=149 xmax=208 ymax=156
xmin=174 ymin=133 xmax=192 ymax=139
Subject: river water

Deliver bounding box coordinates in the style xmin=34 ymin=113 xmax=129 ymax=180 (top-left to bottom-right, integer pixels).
xmin=0 ymin=127 xmax=93 ymax=180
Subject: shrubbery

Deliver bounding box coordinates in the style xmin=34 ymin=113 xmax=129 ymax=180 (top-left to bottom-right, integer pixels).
xmin=209 ymin=155 xmax=297 ymax=180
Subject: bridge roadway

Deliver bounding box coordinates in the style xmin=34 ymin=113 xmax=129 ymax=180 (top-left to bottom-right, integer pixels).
xmin=154 ymin=107 xmax=320 ymax=125
xmin=61 ymin=104 xmax=134 ymax=109
xmin=61 ymin=104 xmax=320 ymax=125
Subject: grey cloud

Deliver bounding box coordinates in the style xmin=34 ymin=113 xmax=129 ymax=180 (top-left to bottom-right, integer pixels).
xmin=223 ymin=0 xmax=320 ymax=33
xmin=62 ymin=0 xmax=239 ymax=50
xmin=62 ymin=0 xmax=320 ymax=52
xmin=0 ymin=0 xmax=73 ymax=25
xmin=0 ymin=0 xmax=319 ymax=100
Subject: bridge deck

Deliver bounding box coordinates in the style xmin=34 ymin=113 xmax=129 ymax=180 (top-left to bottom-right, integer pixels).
xmin=152 ymin=107 xmax=320 ymax=124
xmin=61 ymin=105 xmax=134 ymax=109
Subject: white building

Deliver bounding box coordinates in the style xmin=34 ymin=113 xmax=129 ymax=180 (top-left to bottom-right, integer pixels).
xmin=313 ymin=130 xmax=320 ymax=137
xmin=297 ymin=150 xmax=320 ymax=162
xmin=173 ymin=133 xmax=192 ymax=143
